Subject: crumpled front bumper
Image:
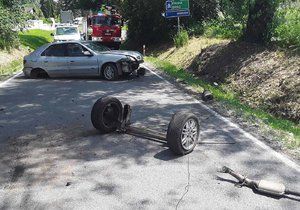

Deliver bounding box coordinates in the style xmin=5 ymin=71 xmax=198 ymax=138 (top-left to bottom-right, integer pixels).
xmin=116 ymin=59 xmax=144 ymax=75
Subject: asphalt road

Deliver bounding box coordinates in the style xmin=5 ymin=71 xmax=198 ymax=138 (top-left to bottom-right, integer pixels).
xmin=0 ymin=65 xmax=299 ymax=209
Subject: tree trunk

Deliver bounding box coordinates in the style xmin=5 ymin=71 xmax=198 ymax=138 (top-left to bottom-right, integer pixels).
xmin=244 ymin=0 xmax=276 ymax=44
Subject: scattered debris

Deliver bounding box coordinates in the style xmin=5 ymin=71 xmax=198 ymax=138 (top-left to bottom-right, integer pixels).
xmin=202 ymin=90 xmax=213 ymax=101
xmin=66 ymin=182 xmax=72 ymax=187
xmin=219 ymin=166 xmax=300 ymax=198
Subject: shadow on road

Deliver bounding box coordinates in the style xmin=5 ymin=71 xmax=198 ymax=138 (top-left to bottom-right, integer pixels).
xmin=0 ymin=71 xmax=299 ymax=209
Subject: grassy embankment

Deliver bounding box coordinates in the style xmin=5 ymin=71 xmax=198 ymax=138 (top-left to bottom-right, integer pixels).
xmin=0 ymin=29 xmax=53 ymax=81
xmin=145 ymin=37 xmax=300 ymax=150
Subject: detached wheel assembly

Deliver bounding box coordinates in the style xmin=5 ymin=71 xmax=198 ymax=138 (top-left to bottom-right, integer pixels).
xmin=167 ymin=112 xmax=200 ymax=155
xmin=91 ymin=97 xmax=123 ymax=133
xmin=91 ymin=97 xmax=200 ymax=155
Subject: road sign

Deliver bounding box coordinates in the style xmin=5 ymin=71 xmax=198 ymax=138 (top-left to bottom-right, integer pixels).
xmin=165 ymin=10 xmax=190 ymax=18
xmin=166 ymin=1 xmax=172 ymax=10
xmin=167 ymin=0 xmax=189 ymax=11
xmin=164 ymin=0 xmax=190 ymax=18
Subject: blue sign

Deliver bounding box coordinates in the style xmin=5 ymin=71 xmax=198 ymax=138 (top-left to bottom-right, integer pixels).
xmin=165 ymin=10 xmax=190 ymax=18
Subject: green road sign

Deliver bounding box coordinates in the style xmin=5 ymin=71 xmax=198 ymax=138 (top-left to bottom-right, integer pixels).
xmin=171 ymin=0 xmax=189 ymax=11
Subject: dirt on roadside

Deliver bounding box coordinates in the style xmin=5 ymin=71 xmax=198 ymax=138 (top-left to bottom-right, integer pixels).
xmin=0 ymin=47 xmax=29 ymax=67
xmin=190 ymin=41 xmax=300 ymax=123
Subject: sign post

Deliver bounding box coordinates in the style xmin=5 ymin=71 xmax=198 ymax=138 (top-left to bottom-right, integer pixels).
xmin=164 ymin=0 xmax=190 ymax=34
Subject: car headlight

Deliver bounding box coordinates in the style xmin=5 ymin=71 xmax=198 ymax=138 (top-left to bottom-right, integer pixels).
xmin=126 ymin=55 xmax=135 ymax=62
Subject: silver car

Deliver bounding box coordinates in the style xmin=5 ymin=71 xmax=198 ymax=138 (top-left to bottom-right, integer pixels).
xmin=23 ymin=41 xmax=144 ymax=80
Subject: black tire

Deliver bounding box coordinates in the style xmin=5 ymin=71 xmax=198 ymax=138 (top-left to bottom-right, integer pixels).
xmin=166 ymin=112 xmax=200 ymax=155
xmin=91 ymin=97 xmax=123 ymax=133
xmin=30 ymin=69 xmax=49 ymax=79
xmin=102 ymin=63 xmax=118 ymax=81
xmin=137 ymin=68 xmax=146 ymax=77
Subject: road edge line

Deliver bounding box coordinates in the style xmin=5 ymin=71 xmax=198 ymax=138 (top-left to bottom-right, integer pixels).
xmin=0 ymin=71 xmax=23 ymax=88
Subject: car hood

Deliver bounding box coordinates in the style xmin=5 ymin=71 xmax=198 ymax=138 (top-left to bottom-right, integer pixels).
xmin=102 ymin=50 xmax=143 ymax=61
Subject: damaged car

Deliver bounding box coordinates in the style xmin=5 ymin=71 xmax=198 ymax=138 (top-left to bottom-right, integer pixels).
xmin=23 ymin=41 xmax=145 ymax=81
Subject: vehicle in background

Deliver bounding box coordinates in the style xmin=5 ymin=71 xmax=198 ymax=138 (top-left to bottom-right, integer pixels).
xmin=84 ymin=7 xmax=123 ymax=49
xmin=60 ymin=10 xmax=73 ymax=24
xmin=51 ymin=25 xmax=82 ymax=42
xmin=22 ymin=41 xmax=144 ymax=81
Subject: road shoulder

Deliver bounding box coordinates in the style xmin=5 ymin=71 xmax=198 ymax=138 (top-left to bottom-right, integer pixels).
xmin=143 ymin=62 xmax=300 ymax=165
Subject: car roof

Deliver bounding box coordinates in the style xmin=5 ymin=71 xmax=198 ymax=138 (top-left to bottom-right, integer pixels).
xmin=56 ymin=25 xmax=78 ymax=28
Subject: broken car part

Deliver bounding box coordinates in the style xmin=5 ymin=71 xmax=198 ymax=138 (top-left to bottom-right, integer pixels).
xmin=91 ymin=97 xmax=200 ymax=155
xmin=202 ymin=90 xmax=213 ymax=101
xmin=219 ymin=166 xmax=300 ymax=197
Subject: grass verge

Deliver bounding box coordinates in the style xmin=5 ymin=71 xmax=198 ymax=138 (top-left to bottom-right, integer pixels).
xmin=0 ymin=29 xmax=53 ymax=81
xmin=19 ymin=29 xmax=53 ymax=50
xmin=0 ymin=59 xmax=22 ymax=81
xmin=146 ymin=56 xmax=300 ymax=149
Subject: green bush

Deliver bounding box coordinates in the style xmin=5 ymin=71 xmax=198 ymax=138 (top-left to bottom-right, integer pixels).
xmin=174 ymin=30 xmax=189 ymax=48
xmin=203 ymin=19 xmax=243 ymax=39
xmin=274 ymin=7 xmax=300 ymax=49
xmin=186 ymin=22 xmax=204 ymax=37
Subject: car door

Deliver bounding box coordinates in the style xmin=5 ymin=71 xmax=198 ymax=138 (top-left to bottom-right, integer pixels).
xmin=40 ymin=43 xmax=69 ymax=77
xmin=66 ymin=43 xmax=99 ymax=76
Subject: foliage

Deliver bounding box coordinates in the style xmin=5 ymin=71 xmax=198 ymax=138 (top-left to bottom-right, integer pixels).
xmin=19 ymin=29 xmax=53 ymax=50
xmin=174 ymin=30 xmax=189 ymax=48
xmin=188 ymin=0 xmax=218 ymax=21
xmin=186 ymin=22 xmax=204 ymax=37
xmin=122 ymin=0 xmax=173 ymax=46
xmin=0 ymin=59 xmax=22 ymax=81
xmin=0 ymin=0 xmax=27 ymax=50
xmin=219 ymin=0 xmax=250 ymax=22
xmin=40 ymin=0 xmax=56 ymax=18
xmin=204 ymin=19 xmax=243 ymax=39
xmin=76 ymin=0 xmax=122 ymax=10
xmin=274 ymin=6 xmax=300 ymax=49
xmin=243 ymin=0 xmax=280 ymax=43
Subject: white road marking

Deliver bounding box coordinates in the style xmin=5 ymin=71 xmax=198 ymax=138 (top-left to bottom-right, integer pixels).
xmin=146 ymin=66 xmax=300 ymax=173
xmin=0 ymin=71 xmax=23 ymax=88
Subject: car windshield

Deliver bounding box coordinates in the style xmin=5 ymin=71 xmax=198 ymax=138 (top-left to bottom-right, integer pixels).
xmin=83 ymin=42 xmax=111 ymax=53
xmin=56 ymin=27 xmax=78 ymax=35
xmin=92 ymin=16 xmax=121 ymax=26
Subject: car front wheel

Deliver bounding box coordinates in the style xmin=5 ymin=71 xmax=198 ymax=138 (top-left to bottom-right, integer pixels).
xmin=102 ymin=63 xmax=118 ymax=81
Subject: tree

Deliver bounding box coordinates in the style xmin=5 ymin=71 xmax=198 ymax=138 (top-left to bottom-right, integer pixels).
xmin=122 ymin=0 xmax=173 ymax=46
xmin=0 ymin=0 xmax=27 ymax=50
xmin=244 ymin=0 xmax=279 ymax=43
xmin=76 ymin=0 xmax=123 ymax=11
xmin=40 ymin=0 xmax=56 ymax=18
xmin=190 ymin=0 xmax=218 ymax=22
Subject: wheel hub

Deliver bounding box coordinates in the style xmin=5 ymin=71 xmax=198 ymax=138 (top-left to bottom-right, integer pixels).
xmin=181 ymin=119 xmax=198 ymax=150
xmin=104 ymin=66 xmax=114 ymax=80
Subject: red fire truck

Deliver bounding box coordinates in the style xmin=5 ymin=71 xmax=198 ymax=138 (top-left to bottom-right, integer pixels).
xmin=86 ymin=11 xmax=122 ymax=49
